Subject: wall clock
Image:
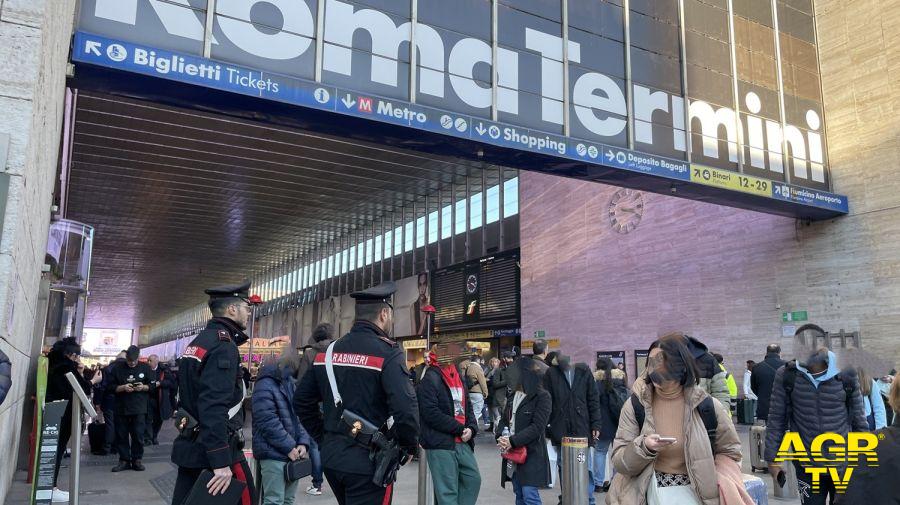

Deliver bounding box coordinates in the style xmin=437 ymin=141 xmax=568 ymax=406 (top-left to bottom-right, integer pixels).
xmin=608 ymin=188 xmax=644 ymax=234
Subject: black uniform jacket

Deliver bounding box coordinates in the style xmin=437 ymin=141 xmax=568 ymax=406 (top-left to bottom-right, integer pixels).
xmin=293 ymin=320 xmax=419 ymax=475
xmin=171 ymin=317 xmax=248 ymax=470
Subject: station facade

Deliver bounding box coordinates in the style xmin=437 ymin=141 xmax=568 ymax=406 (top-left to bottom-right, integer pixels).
xmin=0 ymin=0 xmax=899 ymax=501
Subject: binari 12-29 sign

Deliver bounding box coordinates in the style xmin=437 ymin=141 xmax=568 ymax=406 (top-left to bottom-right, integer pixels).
xmin=80 ymin=0 xmax=829 ymax=191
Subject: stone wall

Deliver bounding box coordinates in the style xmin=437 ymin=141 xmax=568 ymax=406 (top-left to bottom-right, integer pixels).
xmin=519 ymin=0 xmax=900 ymax=388
xmin=0 ymin=0 xmax=77 ymax=500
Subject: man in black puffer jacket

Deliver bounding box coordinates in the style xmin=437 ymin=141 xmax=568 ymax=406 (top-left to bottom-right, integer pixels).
xmin=765 ymin=348 xmax=868 ymax=505
xmin=417 ymin=351 xmax=480 ymax=505
xmin=0 ymin=348 xmax=10 ymax=407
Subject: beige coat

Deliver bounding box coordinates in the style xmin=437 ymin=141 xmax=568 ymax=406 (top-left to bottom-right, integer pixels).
xmin=605 ymin=376 xmax=742 ymax=505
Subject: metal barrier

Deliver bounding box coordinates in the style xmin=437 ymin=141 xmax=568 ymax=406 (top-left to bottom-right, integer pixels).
xmin=773 ymin=461 xmax=799 ymax=500
xmin=560 ymin=437 xmax=589 ymax=505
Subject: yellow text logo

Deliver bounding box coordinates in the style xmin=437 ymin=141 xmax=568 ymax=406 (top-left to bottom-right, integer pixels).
xmin=774 ymin=432 xmax=880 ymax=493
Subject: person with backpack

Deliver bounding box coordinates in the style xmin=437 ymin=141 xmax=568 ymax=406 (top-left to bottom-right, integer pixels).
xmin=607 ymin=333 xmax=742 ymax=505
xmin=594 ymin=357 xmax=628 ymax=493
xmin=459 ymin=355 xmax=488 ymax=429
xmin=713 ymin=353 xmax=739 ymax=416
xmin=764 ymin=347 xmax=868 ymax=505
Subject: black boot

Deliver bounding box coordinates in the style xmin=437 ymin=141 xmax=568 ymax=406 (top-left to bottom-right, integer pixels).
xmin=132 ymin=460 xmax=145 ymax=471
xmin=111 ymin=460 xmax=131 ymax=472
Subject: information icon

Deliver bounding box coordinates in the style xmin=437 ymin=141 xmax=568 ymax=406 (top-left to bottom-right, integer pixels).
xmin=314 ymin=88 xmax=330 ymax=104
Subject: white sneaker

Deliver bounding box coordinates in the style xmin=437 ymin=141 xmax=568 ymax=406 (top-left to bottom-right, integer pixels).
xmin=306 ymin=485 xmax=322 ymax=496
xmin=51 ymin=488 xmax=69 ymax=502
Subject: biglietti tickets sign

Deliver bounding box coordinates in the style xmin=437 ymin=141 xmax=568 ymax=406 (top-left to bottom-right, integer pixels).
xmin=74 ymin=0 xmax=848 ymax=216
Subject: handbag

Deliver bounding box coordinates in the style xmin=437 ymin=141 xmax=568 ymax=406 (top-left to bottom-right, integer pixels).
xmin=501 ymin=446 xmax=527 ymax=465
xmin=284 ymin=458 xmax=312 ymax=482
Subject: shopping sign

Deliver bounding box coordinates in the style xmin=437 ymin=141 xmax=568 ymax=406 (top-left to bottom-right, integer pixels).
xmin=774 ymin=432 xmax=880 ymax=493
xmin=75 ymin=0 xmax=848 ymax=215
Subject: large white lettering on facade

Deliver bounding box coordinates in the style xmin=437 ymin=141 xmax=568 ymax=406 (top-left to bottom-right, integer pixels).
xmin=89 ymin=0 xmax=826 ymax=185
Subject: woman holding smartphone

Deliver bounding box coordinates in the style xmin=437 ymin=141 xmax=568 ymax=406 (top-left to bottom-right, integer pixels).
xmin=607 ymin=333 xmax=742 ymax=505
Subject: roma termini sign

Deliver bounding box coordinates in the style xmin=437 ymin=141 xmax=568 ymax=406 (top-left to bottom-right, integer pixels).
xmin=75 ymin=0 xmax=847 ymax=216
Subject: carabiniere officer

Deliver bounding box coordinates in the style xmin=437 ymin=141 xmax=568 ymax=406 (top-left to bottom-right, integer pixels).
xmin=171 ymin=282 xmax=257 ymax=505
xmin=293 ymin=281 xmax=420 ymax=505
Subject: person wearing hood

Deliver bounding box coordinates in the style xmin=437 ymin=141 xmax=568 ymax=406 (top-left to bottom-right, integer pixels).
xmin=607 ymin=333 xmax=742 ymax=505
xmin=46 ymin=337 xmax=102 ymax=502
xmin=171 ymin=282 xmax=258 ymax=505
xmin=252 ymin=352 xmax=311 ymax=505
xmin=295 ymin=322 xmax=334 ymax=496
xmin=416 ymin=346 xmax=481 ymax=505
xmin=543 ymin=353 xmax=602 ymax=504
xmin=764 ymin=347 xmax=868 ymax=505
xmin=496 ymin=359 xmax=552 ymax=505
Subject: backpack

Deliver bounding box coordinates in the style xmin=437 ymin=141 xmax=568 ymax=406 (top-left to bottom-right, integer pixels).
xmin=605 ymin=382 xmax=629 ymax=424
xmin=630 ymin=394 xmax=718 ymax=451
xmin=781 ymin=363 xmax=856 ymax=419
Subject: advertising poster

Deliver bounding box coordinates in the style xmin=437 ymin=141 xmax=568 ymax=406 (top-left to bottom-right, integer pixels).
xmin=81 ymin=328 xmax=132 ymax=357
xmin=393 ymin=273 xmax=430 ymax=339
xmin=634 ymin=350 xmax=651 ymax=380
xmin=596 ymin=350 xmax=626 ymax=375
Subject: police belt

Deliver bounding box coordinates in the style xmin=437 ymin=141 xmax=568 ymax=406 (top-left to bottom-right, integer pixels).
xmin=173 ymin=382 xmax=246 ymax=440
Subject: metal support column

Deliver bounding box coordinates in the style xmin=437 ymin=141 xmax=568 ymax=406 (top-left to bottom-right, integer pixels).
xmin=677 ymin=0 xmax=692 ymax=162
xmin=771 ymin=0 xmax=792 ymax=185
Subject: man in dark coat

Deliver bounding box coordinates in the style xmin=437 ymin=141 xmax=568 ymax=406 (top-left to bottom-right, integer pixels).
xmin=0 ymin=348 xmax=10 ymax=407
xmin=109 ymin=345 xmax=153 ymax=472
xmin=417 ymin=350 xmax=480 ymax=505
xmin=145 ymin=355 xmax=176 ymax=445
xmin=99 ymin=351 xmax=127 ymax=455
xmin=294 ymin=282 xmax=419 ymax=505
xmin=765 ymin=348 xmax=868 ymax=505
xmin=294 ymin=322 xmax=335 ymax=495
xmin=751 ymin=343 xmax=787 ymax=422
xmin=543 ymin=356 xmax=602 ymax=505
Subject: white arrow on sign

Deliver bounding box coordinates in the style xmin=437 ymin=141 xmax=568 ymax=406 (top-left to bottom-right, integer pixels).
xmin=341 ymin=94 xmax=356 ymax=108
xmin=475 ymin=123 xmax=487 ymax=135
xmin=85 ymin=40 xmax=102 ymax=56
xmin=605 ymin=150 xmax=614 ymax=161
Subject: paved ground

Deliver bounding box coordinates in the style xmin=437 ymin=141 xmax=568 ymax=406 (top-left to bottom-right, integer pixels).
xmin=7 ymin=423 xmax=800 ymax=504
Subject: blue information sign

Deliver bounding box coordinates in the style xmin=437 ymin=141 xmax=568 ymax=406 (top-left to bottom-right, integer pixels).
xmin=71 ymin=32 xmax=849 ymax=216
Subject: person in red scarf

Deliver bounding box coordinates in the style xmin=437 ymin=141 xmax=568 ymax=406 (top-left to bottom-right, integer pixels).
xmin=416 ymin=346 xmax=481 ymax=505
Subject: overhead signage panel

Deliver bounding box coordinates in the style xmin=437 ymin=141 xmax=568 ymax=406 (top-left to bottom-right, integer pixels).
xmin=78 ymin=0 xmax=835 ymax=192
xmin=71 ymin=31 xmax=848 ymax=216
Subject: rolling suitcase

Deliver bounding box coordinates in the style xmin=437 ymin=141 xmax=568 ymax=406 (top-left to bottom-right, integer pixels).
xmin=737 ymin=399 xmax=755 ymax=424
xmin=88 ymin=422 xmax=106 ymax=455
xmin=749 ymin=424 xmax=766 ymax=472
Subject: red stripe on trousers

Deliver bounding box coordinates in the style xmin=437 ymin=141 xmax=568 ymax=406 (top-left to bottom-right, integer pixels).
xmin=231 ymin=463 xmax=251 ymax=505
xmin=382 ymin=483 xmax=393 ymax=505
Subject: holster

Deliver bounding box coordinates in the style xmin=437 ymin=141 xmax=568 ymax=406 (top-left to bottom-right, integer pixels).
xmin=339 ymin=408 xmax=380 ymax=448
xmin=370 ymin=432 xmax=402 ymax=488
xmin=172 ymin=408 xmax=199 ymax=439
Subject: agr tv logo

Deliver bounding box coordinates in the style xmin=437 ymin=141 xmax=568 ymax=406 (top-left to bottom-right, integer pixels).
xmin=774 ymin=432 xmax=880 ymax=493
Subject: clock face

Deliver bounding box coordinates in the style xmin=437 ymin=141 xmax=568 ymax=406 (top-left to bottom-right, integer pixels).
xmin=466 ymin=274 xmax=478 ymax=294
xmin=608 ymin=188 xmax=644 ymax=234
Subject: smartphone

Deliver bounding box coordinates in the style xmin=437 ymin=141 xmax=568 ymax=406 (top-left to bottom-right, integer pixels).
xmin=657 ymin=437 xmax=677 ymax=443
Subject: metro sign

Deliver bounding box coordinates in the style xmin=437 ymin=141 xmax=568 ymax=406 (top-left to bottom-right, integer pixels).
xmin=81 ymin=0 xmax=829 ymax=190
